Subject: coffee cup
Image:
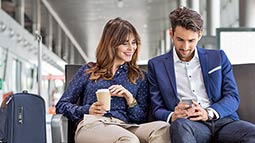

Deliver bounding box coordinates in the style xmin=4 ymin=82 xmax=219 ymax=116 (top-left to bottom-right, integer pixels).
xmin=96 ymin=89 xmax=111 ymax=111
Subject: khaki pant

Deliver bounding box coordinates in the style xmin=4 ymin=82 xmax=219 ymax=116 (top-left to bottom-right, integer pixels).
xmin=75 ymin=115 xmax=170 ymax=143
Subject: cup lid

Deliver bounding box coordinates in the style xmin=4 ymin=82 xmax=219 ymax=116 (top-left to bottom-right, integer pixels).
xmin=96 ymin=89 xmax=109 ymax=93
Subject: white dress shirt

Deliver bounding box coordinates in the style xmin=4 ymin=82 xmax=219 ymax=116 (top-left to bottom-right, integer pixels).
xmin=167 ymin=47 xmax=219 ymax=122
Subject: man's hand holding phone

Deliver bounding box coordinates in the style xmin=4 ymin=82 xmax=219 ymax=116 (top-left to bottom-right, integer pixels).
xmin=180 ymin=97 xmax=199 ymax=119
xmin=181 ymin=97 xmax=193 ymax=109
xmin=179 ymin=98 xmax=208 ymax=121
xmin=171 ymin=97 xmax=195 ymax=122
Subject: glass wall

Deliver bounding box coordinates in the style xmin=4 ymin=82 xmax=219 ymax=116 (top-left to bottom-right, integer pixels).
xmin=1 ymin=0 xmax=84 ymax=64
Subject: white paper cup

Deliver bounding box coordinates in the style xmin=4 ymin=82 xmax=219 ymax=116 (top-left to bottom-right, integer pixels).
xmin=96 ymin=89 xmax=111 ymax=111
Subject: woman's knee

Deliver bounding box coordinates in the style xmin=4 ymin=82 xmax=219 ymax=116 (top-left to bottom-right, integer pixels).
xmin=117 ymin=133 xmax=140 ymax=143
xmin=148 ymin=121 xmax=170 ymax=143
xmin=76 ymin=128 xmax=140 ymax=143
xmin=75 ymin=121 xmax=140 ymax=143
xmin=153 ymin=121 xmax=170 ymax=132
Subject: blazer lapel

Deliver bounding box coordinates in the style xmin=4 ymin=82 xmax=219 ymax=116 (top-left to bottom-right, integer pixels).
xmin=163 ymin=50 xmax=177 ymax=96
xmin=198 ymin=48 xmax=210 ymax=97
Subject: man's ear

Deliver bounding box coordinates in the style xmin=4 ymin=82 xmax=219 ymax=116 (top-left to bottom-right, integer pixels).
xmin=169 ymin=28 xmax=173 ymax=38
xmin=198 ymin=31 xmax=203 ymax=40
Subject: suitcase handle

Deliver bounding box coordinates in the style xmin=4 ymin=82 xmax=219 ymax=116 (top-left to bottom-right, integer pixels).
xmin=17 ymin=106 xmax=23 ymax=124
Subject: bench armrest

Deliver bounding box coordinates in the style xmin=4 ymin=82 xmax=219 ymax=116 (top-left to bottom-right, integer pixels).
xmin=51 ymin=114 xmax=68 ymax=143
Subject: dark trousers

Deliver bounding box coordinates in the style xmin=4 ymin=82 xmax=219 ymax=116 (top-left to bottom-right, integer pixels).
xmin=170 ymin=117 xmax=255 ymax=143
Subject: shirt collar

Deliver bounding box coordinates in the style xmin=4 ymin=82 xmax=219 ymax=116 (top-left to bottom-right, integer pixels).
xmin=173 ymin=46 xmax=199 ymax=63
xmin=119 ymin=63 xmax=128 ymax=71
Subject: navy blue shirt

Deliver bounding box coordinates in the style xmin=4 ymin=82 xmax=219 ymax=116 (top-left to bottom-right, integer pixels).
xmin=56 ymin=64 xmax=149 ymax=124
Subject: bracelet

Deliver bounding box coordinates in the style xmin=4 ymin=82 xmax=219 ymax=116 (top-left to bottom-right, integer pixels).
xmin=128 ymin=98 xmax=137 ymax=108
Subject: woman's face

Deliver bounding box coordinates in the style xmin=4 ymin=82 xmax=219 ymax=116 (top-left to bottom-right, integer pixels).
xmin=114 ymin=33 xmax=137 ymax=65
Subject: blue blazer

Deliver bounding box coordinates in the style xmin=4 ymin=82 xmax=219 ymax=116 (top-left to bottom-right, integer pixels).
xmin=148 ymin=47 xmax=240 ymax=122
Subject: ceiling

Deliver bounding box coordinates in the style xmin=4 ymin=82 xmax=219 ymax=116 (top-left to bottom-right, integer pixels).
xmin=47 ymin=0 xmax=177 ymax=62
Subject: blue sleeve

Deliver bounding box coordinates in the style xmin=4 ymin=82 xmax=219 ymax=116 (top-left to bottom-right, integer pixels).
xmin=210 ymin=50 xmax=240 ymax=119
xmin=55 ymin=64 xmax=90 ymax=122
xmin=127 ymin=72 xmax=149 ymax=123
xmin=147 ymin=60 xmax=171 ymax=121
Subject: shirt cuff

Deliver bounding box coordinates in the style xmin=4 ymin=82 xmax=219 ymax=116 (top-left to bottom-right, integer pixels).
xmin=167 ymin=112 xmax=174 ymax=123
xmin=208 ymin=107 xmax=219 ymax=119
xmin=83 ymin=105 xmax=91 ymax=114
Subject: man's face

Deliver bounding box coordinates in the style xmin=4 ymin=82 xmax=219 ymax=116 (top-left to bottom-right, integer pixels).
xmin=170 ymin=26 xmax=202 ymax=62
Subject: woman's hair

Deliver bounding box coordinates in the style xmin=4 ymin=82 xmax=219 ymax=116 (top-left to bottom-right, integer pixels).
xmin=86 ymin=17 xmax=144 ymax=84
xmin=169 ymin=7 xmax=203 ymax=33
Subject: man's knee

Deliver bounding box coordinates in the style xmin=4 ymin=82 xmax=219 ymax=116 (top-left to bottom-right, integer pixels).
xmin=241 ymin=121 xmax=255 ymax=141
xmin=170 ymin=118 xmax=191 ymax=131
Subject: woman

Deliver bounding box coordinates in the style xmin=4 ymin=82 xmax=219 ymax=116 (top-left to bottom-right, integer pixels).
xmin=56 ymin=17 xmax=170 ymax=143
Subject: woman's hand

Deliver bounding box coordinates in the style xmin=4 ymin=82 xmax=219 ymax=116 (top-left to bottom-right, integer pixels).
xmin=89 ymin=101 xmax=106 ymax=116
xmin=108 ymin=84 xmax=134 ymax=105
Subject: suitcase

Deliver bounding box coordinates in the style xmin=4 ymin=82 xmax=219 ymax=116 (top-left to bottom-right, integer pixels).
xmin=0 ymin=91 xmax=46 ymax=143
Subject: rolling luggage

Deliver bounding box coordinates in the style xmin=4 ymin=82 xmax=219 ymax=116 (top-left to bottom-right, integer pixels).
xmin=0 ymin=91 xmax=46 ymax=143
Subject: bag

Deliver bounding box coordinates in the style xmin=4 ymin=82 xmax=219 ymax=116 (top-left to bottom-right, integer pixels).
xmin=0 ymin=108 xmax=7 ymax=141
xmin=0 ymin=91 xmax=46 ymax=143
xmin=0 ymin=92 xmax=10 ymax=142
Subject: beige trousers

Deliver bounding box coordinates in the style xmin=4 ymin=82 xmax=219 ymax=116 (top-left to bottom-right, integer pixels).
xmin=75 ymin=115 xmax=170 ymax=143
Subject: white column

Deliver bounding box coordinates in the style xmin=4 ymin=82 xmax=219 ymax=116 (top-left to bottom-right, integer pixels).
xmin=32 ymin=0 xmax=41 ymax=33
xmin=239 ymin=0 xmax=255 ymax=27
xmin=188 ymin=0 xmax=200 ymax=13
xmin=48 ymin=15 xmax=53 ymax=51
xmin=16 ymin=0 xmax=24 ymax=27
xmin=160 ymin=39 xmax=165 ymax=54
xmin=57 ymin=26 xmax=62 ymax=57
xmin=206 ymin=0 xmax=220 ymax=36
xmin=69 ymin=44 xmax=74 ymax=64
xmin=63 ymin=35 xmax=69 ymax=61
xmin=178 ymin=0 xmax=187 ymax=7
xmin=165 ymin=29 xmax=171 ymax=52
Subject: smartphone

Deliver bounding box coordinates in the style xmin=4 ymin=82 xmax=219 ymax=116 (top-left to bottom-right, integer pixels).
xmin=181 ymin=97 xmax=193 ymax=107
xmin=181 ymin=97 xmax=199 ymax=119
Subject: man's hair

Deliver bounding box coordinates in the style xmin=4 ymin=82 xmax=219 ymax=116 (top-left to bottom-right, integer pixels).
xmin=169 ymin=7 xmax=203 ymax=32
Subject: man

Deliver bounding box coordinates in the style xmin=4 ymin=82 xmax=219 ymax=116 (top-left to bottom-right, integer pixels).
xmin=148 ymin=7 xmax=255 ymax=143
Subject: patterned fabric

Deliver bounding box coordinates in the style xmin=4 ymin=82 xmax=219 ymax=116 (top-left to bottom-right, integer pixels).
xmin=56 ymin=63 xmax=149 ymax=124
